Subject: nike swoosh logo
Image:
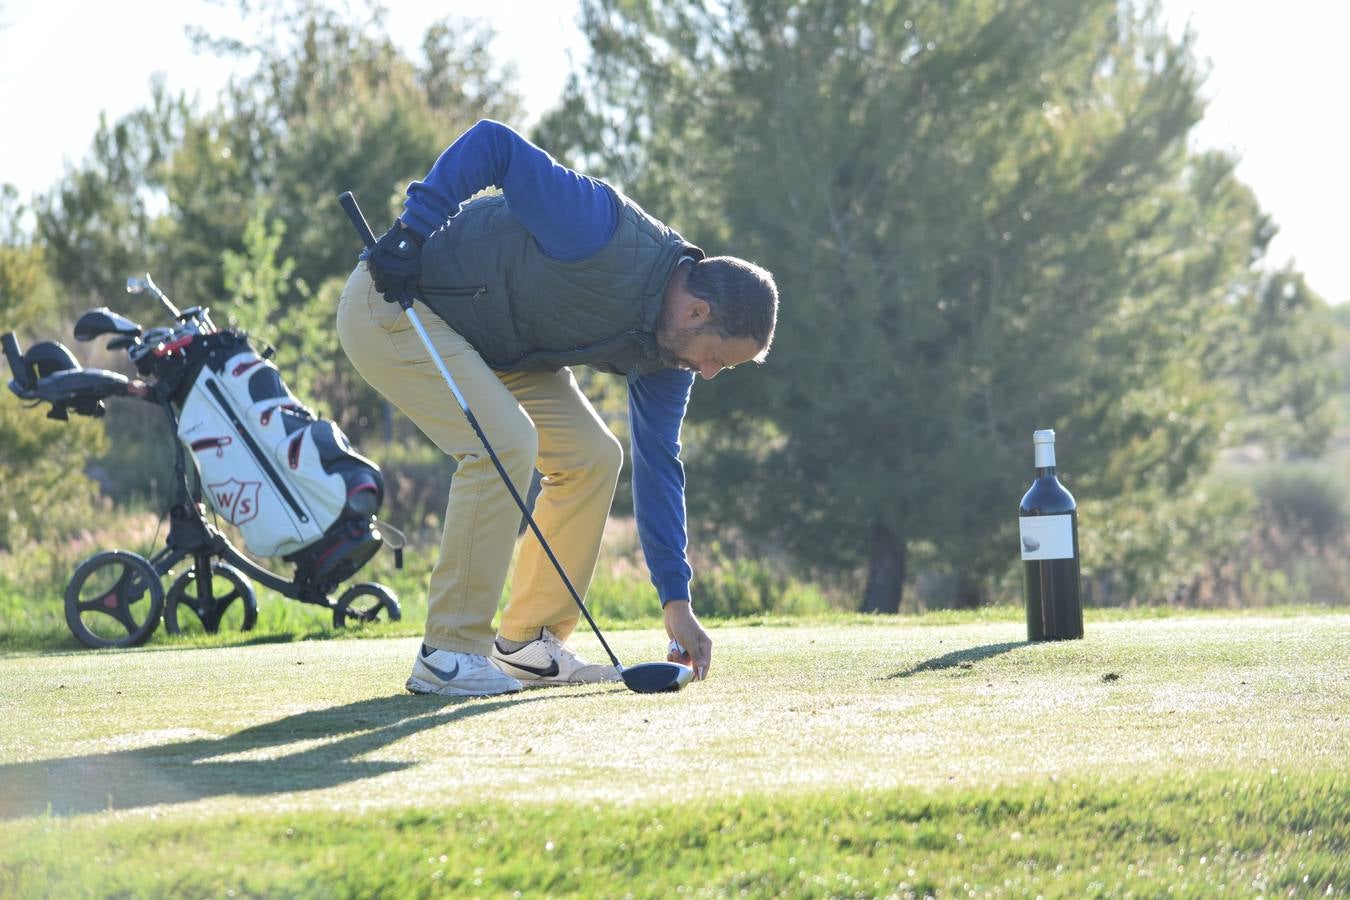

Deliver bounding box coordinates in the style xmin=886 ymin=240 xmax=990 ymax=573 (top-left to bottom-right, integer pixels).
xmin=502 ymin=658 xmax=559 ymax=678
xmin=420 ymin=646 xmax=459 ymax=682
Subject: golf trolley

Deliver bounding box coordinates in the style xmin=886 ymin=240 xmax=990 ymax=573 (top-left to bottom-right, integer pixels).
xmin=3 ymin=275 xmax=402 ymax=649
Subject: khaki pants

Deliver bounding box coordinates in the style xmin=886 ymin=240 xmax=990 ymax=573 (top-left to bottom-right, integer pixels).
xmin=336 ymin=264 xmax=621 ymax=654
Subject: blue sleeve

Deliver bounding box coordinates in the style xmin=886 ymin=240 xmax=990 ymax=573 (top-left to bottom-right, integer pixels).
xmin=400 ymin=119 xmax=618 ymax=261
xmin=628 ymin=367 xmax=696 ymax=605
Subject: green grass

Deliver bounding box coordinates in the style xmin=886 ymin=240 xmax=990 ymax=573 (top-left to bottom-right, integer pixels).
xmin=1 ymin=613 xmax=1348 ymax=895
xmin=4 ymin=772 xmax=1344 ymax=897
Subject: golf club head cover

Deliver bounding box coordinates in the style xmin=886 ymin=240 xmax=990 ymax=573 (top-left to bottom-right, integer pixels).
xmin=361 ymin=221 xmax=424 ymax=305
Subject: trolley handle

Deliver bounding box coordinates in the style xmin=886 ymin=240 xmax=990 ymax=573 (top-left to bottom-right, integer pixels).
xmin=2 ymin=332 xmax=34 ymax=392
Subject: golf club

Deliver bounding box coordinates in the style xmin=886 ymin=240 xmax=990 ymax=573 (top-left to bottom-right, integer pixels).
xmin=339 ymin=191 xmax=694 ymax=694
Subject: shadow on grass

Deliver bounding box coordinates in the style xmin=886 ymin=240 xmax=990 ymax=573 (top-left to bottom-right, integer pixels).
xmin=145 ymin=630 xmax=341 ymax=652
xmin=0 ymin=691 xmax=559 ymax=820
xmin=887 ymin=641 xmax=1029 ymax=679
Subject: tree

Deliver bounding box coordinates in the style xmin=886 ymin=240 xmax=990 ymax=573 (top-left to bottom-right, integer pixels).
xmin=0 ymin=186 xmax=109 ymax=549
xmin=1225 ymin=266 xmax=1337 ymax=458
xmin=32 ymin=82 xmax=191 ymax=314
xmin=31 ymin=2 xmax=525 ymax=499
xmin=545 ymin=0 xmax=1336 ymax=610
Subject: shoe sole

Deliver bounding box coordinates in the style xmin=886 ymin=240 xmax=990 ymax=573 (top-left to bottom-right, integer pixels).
xmin=495 ymin=669 xmax=623 ymax=688
xmin=406 ymin=676 xmax=521 ymax=697
xmin=513 ymin=677 xmax=619 ymax=689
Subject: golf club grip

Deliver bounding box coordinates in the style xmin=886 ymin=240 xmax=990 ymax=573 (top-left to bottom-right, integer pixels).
xmin=338 ymin=191 xmax=378 ymax=249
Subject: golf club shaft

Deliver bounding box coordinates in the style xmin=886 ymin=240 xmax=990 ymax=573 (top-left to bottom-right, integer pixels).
xmin=338 ymin=191 xmax=626 ymax=671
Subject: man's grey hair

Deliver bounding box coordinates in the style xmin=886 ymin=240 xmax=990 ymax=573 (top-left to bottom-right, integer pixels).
xmin=684 ymin=256 xmax=779 ymax=362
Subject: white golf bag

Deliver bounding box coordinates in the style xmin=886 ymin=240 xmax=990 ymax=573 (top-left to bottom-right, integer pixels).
xmin=176 ymin=340 xmax=383 ymax=562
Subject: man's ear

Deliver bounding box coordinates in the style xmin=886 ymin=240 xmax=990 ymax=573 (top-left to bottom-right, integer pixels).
xmin=686 ymin=298 xmax=711 ymax=324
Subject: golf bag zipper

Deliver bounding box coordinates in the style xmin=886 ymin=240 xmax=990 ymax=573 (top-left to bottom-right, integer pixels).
xmin=190 ymin=436 xmax=233 ymax=455
xmin=203 ymin=378 xmax=310 ymax=523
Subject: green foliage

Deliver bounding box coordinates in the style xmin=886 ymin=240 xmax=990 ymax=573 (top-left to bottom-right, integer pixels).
xmin=22 ymin=2 xmax=528 ymax=510
xmin=221 ymin=199 xmax=296 ymax=340
xmin=189 ymin=2 xmax=522 ymax=305
xmin=1197 ymin=464 xmax=1350 ymax=607
xmin=549 ymin=0 xmax=1338 ymax=610
xmin=586 ymin=547 xmax=835 ymax=622
xmin=1255 ymin=463 xmax=1348 ymax=542
xmin=0 ymin=188 xmax=59 ymax=321
xmin=1075 ymin=475 xmax=1257 ymax=606
xmin=219 ymin=200 xmax=336 ymax=409
xmin=0 ymin=201 xmax=110 ymax=550
xmin=0 ymin=415 xmax=109 ymax=552
xmin=1329 ymin=304 xmax=1350 ymax=435
xmin=10 ymin=0 xmax=1342 ymax=616
xmin=690 ymin=542 xmax=835 ymax=617
xmin=1125 ymin=463 xmax=1350 ymax=609
xmin=1219 ymin=267 xmax=1339 ymax=457
xmin=30 ymin=83 xmax=191 ymax=308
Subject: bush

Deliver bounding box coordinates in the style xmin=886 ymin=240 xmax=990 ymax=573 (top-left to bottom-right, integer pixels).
xmin=1167 ymin=464 xmax=1350 ymax=608
xmin=1 ymin=238 xmax=112 ymax=550
xmin=1253 ymin=463 xmax=1348 ymax=544
xmin=1073 ymin=478 xmax=1258 ymax=606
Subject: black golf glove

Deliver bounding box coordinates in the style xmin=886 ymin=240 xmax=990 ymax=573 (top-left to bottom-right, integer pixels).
xmin=361 ymin=221 xmax=424 ymax=305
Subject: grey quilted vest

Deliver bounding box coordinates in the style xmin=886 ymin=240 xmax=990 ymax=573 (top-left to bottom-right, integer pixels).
xmin=418 ymin=187 xmax=703 ymax=375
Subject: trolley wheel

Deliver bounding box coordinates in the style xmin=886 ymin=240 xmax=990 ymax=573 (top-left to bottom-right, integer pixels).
xmin=64 ymin=550 xmax=165 ymax=649
xmin=164 ymin=562 xmax=258 ymax=635
xmin=332 ymin=583 xmax=401 ymax=628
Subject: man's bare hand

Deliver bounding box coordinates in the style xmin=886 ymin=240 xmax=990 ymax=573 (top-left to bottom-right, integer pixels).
xmin=663 ymin=600 xmax=711 ymax=680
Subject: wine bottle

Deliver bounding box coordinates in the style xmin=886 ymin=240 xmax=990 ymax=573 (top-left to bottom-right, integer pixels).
xmin=1019 ymin=429 xmax=1083 ymax=640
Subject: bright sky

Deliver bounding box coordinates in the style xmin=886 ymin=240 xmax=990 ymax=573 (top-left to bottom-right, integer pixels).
xmin=0 ymin=1 xmax=1346 ymax=304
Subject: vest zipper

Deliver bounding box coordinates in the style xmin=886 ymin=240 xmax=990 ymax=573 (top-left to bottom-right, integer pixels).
xmin=421 ymin=285 xmax=487 ymax=302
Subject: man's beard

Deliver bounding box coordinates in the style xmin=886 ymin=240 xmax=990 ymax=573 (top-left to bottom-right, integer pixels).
xmin=655 ymin=313 xmax=715 ymax=370
xmin=653 ymin=300 xmax=718 ymax=367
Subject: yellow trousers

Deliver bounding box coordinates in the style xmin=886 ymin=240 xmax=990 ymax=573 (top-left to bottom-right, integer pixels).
xmin=336 ymin=264 xmax=621 ymax=654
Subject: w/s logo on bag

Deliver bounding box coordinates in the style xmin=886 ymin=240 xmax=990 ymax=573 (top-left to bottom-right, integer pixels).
xmin=209 ymin=478 xmax=261 ymax=526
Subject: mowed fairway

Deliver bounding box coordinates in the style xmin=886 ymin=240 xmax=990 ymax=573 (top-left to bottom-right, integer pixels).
xmin=1 ymin=613 xmax=1347 ymax=896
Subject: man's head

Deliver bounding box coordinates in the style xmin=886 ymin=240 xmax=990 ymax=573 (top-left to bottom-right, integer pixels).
xmin=656 ymin=256 xmax=778 ymax=380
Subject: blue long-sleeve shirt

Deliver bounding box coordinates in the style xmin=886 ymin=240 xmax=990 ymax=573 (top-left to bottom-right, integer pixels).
xmin=401 ymin=119 xmax=695 ymax=604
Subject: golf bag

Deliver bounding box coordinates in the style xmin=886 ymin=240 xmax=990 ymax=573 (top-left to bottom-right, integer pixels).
xmin=175 ymin=331 xmax=383 ymax=571
xmin=3 ymin=273 xmax=401 ymax=649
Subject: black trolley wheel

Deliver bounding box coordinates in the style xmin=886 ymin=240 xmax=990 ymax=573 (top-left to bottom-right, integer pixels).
xmin=163 ymin=561 xmax=258 ymax=635
xmin=332 ymin=583 xmax=401 ymax=628
xmin=63 ymin=550 xmax=165 ymax=649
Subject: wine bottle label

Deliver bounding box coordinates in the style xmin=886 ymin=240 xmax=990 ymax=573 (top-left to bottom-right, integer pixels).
xmin=1019 ymin=514 xmax=1074 ymax=560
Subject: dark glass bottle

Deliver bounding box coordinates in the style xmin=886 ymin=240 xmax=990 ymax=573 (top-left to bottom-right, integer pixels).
xmin=1019 ymin=429 xmax=1083 ymax=640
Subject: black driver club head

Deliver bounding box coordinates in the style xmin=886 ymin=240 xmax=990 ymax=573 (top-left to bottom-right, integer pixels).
xmin=620 ymin=661 xmax=695 ymax=693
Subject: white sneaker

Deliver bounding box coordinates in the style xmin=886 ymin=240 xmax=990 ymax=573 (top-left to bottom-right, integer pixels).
xmin=407 ymin=644 xmax=522 ymax=696
xmin=491 ymin=629 xmax=621 ymax=686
